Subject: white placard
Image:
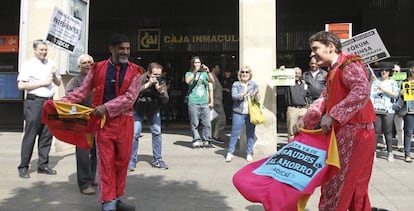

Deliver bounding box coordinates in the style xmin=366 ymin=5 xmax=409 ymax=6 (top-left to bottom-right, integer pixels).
xmin=45 ymin=7 xmax=83 ymax=53
xmin=342 ymin=29 xmax=390 ymax=64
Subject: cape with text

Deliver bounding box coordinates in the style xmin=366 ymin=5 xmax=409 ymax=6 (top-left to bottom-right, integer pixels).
xmin=42 ymin=100 xmax=106 ymax=149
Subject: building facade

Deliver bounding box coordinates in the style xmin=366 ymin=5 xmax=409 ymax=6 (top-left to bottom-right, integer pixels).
xmin=1 ymin=1 xmax=413 ymax=152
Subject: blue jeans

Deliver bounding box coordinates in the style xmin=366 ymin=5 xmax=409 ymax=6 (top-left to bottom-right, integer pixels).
xmin=403 ymin=114 xmax=414 ymax=157
xmin=188 ymin=103 xmax=211 ymax=142
xmin=227 ymin=112 xmax=255 ymax=155
xmin=128 ymin=110 xmax=162 ymax=169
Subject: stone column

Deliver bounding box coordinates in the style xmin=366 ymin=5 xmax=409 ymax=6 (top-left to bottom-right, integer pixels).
xmin=238 ymin=0 xmax=277 ymax=156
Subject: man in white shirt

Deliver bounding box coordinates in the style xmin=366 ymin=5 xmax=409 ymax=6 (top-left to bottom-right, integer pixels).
xmin=17 ymin=39 xmax=61 ymax=179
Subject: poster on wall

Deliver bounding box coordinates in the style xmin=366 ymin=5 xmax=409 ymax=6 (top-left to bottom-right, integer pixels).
xmin=0 ymin=72 xmax=21 ymax=100
xmin=0 ymin=35 xmax=19 ymax=53
xmin=325 ymin=23 xmax=352 ymax=40
xmin=68 ymin=0 xmax=88 ymax=74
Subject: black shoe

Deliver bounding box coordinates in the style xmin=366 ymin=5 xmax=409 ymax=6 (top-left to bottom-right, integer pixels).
xmin=18 ymin=168 xmax=30 ymax=179
xmin=116 ymin=200 xmax=135 ymax=211
xmin=372 ymin=208 xmax=389 ymax=211
xmin=211 ymin=137 xmax=225 ymax=144
xmin=37 ymin=166 xmax=57 ymax=175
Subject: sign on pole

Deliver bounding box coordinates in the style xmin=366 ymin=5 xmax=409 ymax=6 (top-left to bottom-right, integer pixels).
xmin=45 ymin=7 xmax=83 ymax=53
xmin=341 ymin=29 xmax=390 ymax=64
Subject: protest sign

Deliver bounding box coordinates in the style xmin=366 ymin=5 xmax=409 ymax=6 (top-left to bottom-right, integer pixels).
xmin=271 ymin=68 xmax=295 ymax=86
xmin=342 ymin=29 xmax=390 ymax=64
xmin=45 ymin=7 xmax=83 ymax=53
xmin=403 ymin=81 xmax=414 ymax=101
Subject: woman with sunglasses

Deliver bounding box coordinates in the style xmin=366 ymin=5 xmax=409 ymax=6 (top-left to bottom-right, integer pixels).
xmin=370 ymin=61 xmax=400 ymax=162
xmin=225 ymin=66 xmax=259 ymax=162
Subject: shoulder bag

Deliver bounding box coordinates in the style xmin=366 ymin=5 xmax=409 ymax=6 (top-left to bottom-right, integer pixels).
xmin=248 ymin=96 xmax=265 ymax=125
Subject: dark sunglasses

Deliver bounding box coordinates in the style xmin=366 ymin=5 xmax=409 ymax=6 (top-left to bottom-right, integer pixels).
xmin=240 ymin=71 xmax=250 ymax=74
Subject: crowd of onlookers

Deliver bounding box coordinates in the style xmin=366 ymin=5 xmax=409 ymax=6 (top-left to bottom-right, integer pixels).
xmin=285 ymin=57 xmax=414 ymax=163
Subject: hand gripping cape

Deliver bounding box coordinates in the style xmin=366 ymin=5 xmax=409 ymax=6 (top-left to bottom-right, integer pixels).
xmin=42 ymin=100 xmax=106 ymax=149
xmin=233 ymin=128 xmax=340 ymax=211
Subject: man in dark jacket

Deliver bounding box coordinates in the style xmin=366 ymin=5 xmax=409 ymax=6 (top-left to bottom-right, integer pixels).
xmin=302 ymin=57 xmax=328 ymax=103
xmin=128 ymin=62 xmax=169 ymax=171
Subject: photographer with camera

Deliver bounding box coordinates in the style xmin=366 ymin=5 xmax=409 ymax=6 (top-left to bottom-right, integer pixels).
xmin=185 ymin=56 xmax=215 ymax=148
xmin=128 ymin=62 xmax=169 ymax=171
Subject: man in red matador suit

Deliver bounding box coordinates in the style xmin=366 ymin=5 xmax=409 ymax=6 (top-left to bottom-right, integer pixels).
xmin=61 ymin=34 xmax=142 ymax=211
xmin=293 ymin=31 xmax=376 ymax=211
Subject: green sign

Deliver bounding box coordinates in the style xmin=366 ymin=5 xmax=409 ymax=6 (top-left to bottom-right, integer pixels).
xmin=271 ymin=68 xmax=295 ymax=86
xmin=391 ymin=72 xmax=407 ymax=81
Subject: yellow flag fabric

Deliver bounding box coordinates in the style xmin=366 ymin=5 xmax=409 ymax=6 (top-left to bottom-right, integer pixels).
xmin=42 ymin=100 xmax=106 ymax=148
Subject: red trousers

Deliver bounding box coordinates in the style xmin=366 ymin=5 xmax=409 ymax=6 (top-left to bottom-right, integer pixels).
xmin=319 ymin=126 xmax=376 ymax=211
xmin=96 ymin=115 xmax=133 ymax=202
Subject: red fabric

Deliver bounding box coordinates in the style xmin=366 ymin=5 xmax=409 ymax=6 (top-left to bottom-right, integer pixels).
xmin=326 ymin=54 xmax=376 ymax=126
xmin=233 ymin=130 xmax=339 ymax=211
xmin=319 ymin=126 xmax=375 ymax=211
xmin=42 ymin=100 xmax=101 ymax=149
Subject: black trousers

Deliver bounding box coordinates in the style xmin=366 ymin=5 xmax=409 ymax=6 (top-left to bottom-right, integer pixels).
xmin=18 ymin=97 xmax=52 ymax=170
xmin=76 ymin=144 xmax=97 ymax=190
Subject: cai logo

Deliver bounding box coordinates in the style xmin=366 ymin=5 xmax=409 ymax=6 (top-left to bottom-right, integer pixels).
xmin=138 ymin=29 xmax=160 ymax=51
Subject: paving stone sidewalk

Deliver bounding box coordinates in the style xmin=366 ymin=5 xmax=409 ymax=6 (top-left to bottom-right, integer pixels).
xmin=0 ymin=127 xmax=413 ymax=210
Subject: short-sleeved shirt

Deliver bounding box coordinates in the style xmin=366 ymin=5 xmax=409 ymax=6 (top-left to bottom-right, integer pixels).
xmin=185 ymin=71 xmax=209 ymax=104
xmin=17 ymin=57 xmax=61 ymax=98
xmin=370 ymin=78 xmax=399 ymax=114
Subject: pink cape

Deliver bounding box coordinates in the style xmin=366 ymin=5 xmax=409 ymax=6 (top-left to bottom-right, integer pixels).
xmin=233 ymin=129 xmax=340 ymax=211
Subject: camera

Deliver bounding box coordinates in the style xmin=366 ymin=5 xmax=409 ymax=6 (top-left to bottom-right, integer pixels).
xmin=155 ymin=76 xmax=165 ymax=85
xmin=199 ymin=64 xmax=207 ymax=71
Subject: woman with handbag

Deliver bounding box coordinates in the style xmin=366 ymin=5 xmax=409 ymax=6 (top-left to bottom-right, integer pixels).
xmin=370 ymin=61 xmax=399 ymax=162
xmin=225 ymin=66 xmax=259 ymax=162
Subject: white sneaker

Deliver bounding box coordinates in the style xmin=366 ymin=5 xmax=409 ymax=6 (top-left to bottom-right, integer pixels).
xmin=387 ymin=153 xmax=394 ymax=162
xmin=192 ymin=141 xmax=202 ymax=148
xmin=246 ymin=154 xmax=253 ymax=162
xmin=225 ymin=153 xmax=233 ymax=162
